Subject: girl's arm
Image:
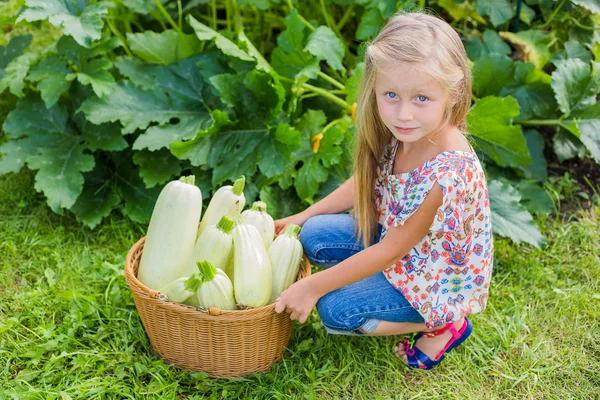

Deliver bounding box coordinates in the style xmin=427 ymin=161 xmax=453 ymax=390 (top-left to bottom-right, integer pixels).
xmin=275 ymin=183 xmax=443 ymax=321
xmin=310 ymin=183 xmax=443 ymax=296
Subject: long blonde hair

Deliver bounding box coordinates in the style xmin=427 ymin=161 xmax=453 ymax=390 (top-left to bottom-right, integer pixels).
xmin=352 ymin=11 xmax=472 ymax=248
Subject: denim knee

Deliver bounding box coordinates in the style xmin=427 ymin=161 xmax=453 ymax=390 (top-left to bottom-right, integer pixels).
xmin=317 ymin=291 xmax=350 ymax=331
xmin=299 ymin=214 xmax=363 ymax=268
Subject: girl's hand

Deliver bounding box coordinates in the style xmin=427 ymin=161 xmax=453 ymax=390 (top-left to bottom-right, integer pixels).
xmin=274 ymin=277 xmax=320 ymax=324
xmin=274 ymin=212 xmax=309 ymax=236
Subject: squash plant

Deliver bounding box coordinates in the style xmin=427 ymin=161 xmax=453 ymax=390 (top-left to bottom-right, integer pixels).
xmin=0 ymin=0 xmax=598 ymax=249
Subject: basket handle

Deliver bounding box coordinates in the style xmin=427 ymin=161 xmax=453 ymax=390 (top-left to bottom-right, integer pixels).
xmin=148 ymin=289 xmax=162 ymax=299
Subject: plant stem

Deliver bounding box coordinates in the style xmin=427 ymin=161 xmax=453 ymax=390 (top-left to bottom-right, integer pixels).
xmin=106 ymin=18 xmax=133 ymax=57
xmin=286 ymin=0 xmax=315 ymax=31
xmin=568 ymin=16 xmax=600 ymax=31
xmin=319 ymin=0 xmax=350 ymax=65
xmin=211 ymin=0 xmax=217 ymax=30
xmin=323 ymin=117 xmax=342 ymax=132
xmin=154 ymin=0 xmax=182 ymax=33
xmin=177 ymin=0 xmax=183 ymax=30
xmin=318 ymin=71 xmax=345 ymax=90
xmin=231 ymin=0 xmax=243 ymax=33
xmin=336 ymin=4 xmax=354 ymax=31
xmin=319 ymin=0 xmax=337 ymax=34
xmin=302 ymin=82 xmax=351 ymax=110
xmin=226 ymin=0 xmax=231 ymax=31
xmin=516 ymin=119 xmax=562 ymax=126
xmin=539 ymin=0 xmax=567 ymax=29
xmin=151 ymin=10 xmax=168 ymax=31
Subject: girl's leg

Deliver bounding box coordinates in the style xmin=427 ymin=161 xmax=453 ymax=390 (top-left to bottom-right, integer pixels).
xmin=300 ymin=213 xmax=469 ymax=367
xmin=314 ymin=268 xmax=425 ymax=335
xmin=299 ymin=213 xmax=382 ymax=269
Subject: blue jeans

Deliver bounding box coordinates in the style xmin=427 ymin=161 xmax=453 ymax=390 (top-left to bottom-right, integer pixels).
xmin=299 ymin=213 xmax=425 ymax=335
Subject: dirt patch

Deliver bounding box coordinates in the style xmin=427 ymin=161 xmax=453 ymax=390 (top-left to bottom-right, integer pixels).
xmin=541 ymin=126 xmax=600 ymax=215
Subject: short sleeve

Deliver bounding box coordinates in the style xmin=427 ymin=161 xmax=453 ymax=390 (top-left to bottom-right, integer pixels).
xmin=385 ymin=162 xmax=465 ymax=234
xmin=429 ymin=170 xmax=465 ymax=234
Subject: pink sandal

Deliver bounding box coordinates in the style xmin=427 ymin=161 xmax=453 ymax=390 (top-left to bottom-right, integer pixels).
xmin=401 ymin=317 xmax=473 ymax=370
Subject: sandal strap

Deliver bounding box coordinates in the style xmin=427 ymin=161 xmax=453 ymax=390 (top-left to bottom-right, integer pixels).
xmin=423 ymin=320 xmax=461 ymax=339
xmin=405 ymin=344 xmax=443 ymax=370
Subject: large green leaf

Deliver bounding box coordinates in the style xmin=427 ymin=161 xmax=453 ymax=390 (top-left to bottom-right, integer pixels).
xmin=356 ymin=8 xmax=382 ymax=40
xmin=17 ymin=0 xmax=109 ymax=48
xmin=2 ymin=96 xmax=94 ymax=211
xmin=305 ymin=26 xmax=345 ymax=71
xmin=75 ymin=58 xmax=114 ymax=97
xmin=572 ymin=0 xmax=600 ymax=14
xmin=467 ymin=96 xmax=531 ymax=168
xmin=27 ymin=55 xmax=73 ymax=108
xmin=295 ymin=155 xmax=329 ymax=203
xmin=0 ymin=52 xmax=39 ymax=97
xmin=516 ymin=180 xmax=554 ymax=216
xmin=318 ymin=116 xmax=352 ymax=168
xmin=210 ymin=70 xmax=279 ymax=128
xmin=238 ymin=30 xmax=286 ymax=120
xmin=476 ymin=0 xmax=513 ymax=26
xmin=501 ymin=62 xmax=556 ymax=120
xmin=122 ymin=0 xmax=167 ymax=14
xmin=69 ymin=164 xmax=121 ymax=229
xmin=488 ymin=179 xmax=546 ymax=248
xmin=169 ymin=109 xmax=233 ymax=165
xmin=114 ymin=157 xmax=161 ymax=223
xmin=126 ymin=30 xmax=203 ymax=65
xmin=133 ymin=149 xmax=183 ymax=188
xmin=345 ymin=62 xmax=364 ymax=105
xmin=472 ymin=53 xmax=515 ymax=97
xmin=256 ymin=123 xmax=302 ymax=179
xmin=552 ymin=129 xmax=586 ymax=161
xmin=500 ymin=30 xmax=553 ymax=69
xmin=467 ymin=29 xmax=513 ymax=62
xmin=207 ymin=129 xmax=269 ymax=185
xmin=3 ymin=95 xmax=69 ymax=139
xmin=0 ymin=34 xmax=32 ymax=72
xmin=569 ymin=102 xmax=600 ymax=162
xmin=27 ymin=141 xmax=95 ymax=212
xmin=551 ymin=60 xmax=600 ymax=117
xmin=270 ymin=8 xmax=319 ymax=82
xmin=78 ymin=81 xmax=173 ymax=133
xmin=438 ymin=0 xmax=486 ymax=23
xmin=260 ymin=185 xmax=305 ymax=220
xmin=521 ymin=129 xmax=548 ymax=181
xmin=187 ymin=15 xmax=253 ymax=62
xmin=78 ymin=75 xmax=213 ymax=151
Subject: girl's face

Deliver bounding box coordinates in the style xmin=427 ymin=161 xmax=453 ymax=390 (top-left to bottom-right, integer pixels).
xmin=375 ymin=62 xmax=451 ymax=145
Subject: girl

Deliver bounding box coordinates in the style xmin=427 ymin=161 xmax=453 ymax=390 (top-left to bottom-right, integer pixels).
xmin=274 ymin=12 xmax=493 ymax=370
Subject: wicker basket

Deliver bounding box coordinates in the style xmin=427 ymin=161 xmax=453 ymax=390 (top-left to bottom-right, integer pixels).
xmin=124 ymin=236 xmax=311 ymax=378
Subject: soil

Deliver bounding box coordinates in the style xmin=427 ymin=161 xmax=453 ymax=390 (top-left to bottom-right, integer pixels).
xmin=540 ymin=126 xmax=600 ymax=216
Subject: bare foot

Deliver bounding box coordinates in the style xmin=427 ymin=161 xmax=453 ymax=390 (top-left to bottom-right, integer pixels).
xmin=394 ymin=318 xmax=466 ymax=367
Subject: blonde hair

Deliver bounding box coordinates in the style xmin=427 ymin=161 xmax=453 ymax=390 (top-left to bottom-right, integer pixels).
xmin=352 ymin=11 xmax=472 ymax=248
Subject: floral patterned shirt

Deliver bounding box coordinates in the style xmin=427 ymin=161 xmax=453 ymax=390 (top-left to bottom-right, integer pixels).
xmin=374 ymin=137 xmax=494 ymax=328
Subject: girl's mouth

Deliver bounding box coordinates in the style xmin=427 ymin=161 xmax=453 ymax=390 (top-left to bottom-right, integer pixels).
xmin=394 ymin=127 xmax=417 ymax=134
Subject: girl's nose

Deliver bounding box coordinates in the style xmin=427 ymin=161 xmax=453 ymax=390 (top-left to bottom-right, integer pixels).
xmin=396 ymin=105 xmax=413 ymax=121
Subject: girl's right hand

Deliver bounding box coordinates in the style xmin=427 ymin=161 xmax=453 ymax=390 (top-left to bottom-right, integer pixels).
xmin=274 ymin=212 xmax=309 ymax=236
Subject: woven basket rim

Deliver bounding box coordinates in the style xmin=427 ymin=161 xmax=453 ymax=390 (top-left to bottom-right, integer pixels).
xmin=124 ymin=236 xmax=311 ymax=317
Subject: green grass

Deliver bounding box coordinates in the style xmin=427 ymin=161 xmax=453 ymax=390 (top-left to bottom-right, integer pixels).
xmin=1 ymin=169 xmax=599 ymax=400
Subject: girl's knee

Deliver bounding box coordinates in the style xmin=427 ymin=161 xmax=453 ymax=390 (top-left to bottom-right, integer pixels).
xmin=316 ymin=292 xmax=350 ymax=330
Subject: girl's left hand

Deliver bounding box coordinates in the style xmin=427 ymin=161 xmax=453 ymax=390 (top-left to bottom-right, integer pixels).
xmin=274 ymin=277 xmax=320 ymax=324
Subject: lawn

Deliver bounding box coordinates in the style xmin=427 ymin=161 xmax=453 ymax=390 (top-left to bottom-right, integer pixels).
xmin=1 ymin=168 xmax=599 ymax=399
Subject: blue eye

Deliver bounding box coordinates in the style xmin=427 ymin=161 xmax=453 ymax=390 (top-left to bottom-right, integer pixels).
xmin=385 ymin=92 xmax=397 ymax=99
xmin=417 ymin=95 xmax=428 ymax=102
